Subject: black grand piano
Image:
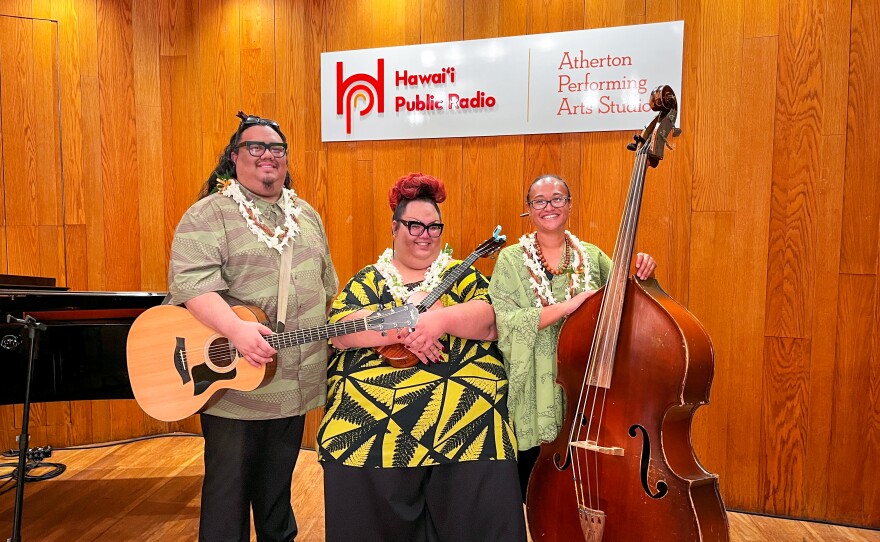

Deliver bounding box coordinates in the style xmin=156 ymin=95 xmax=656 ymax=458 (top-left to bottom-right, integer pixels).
xmin=0 ymin=275 xmax=166 ymax=405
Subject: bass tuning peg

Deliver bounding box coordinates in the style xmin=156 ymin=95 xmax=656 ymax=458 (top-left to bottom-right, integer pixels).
xmin=626 ymin=134 xmax=645 ymax=151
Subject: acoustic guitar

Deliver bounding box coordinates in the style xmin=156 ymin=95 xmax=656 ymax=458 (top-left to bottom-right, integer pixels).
xmin=378 ymin=226 xmax=507 ymax=368
xmin=127 ymin=303 xmax=418 ymax=421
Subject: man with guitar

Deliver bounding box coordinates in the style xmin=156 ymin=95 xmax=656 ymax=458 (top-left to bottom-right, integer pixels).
xmin=315 ymin=173 xmax=526 ymax=541
xmin=166 ymin=113 xmax=338 ymax=542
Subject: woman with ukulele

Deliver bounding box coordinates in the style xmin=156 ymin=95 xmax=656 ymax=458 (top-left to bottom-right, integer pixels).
xmin=316 ymin=173 xmax=526 ymax=541
xmin=489 ymin=174 xmax=657 ymax=501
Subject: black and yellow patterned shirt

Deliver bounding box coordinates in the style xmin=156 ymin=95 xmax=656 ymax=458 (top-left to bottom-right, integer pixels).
xmin=316 ymin=261 xmax=517 ymax=468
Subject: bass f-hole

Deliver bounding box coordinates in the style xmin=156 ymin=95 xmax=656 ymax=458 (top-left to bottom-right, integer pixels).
xmin=628 ymin=424 xmax=669 ymax=500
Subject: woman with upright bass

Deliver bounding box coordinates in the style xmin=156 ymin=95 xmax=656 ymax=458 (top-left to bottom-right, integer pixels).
xmin=489 ymin=174 xmax=656 ymax=500
xmin=490 ymin=86 xmax=728 ymax=541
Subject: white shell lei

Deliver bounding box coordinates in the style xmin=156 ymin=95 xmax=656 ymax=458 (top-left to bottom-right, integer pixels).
xmin=219 ymin=179 xmax=302 ymax=253
xmin=374 ymin=248 xmax=453 ymax=304
xmin=520 ymin=231 xmax=590 ymax=307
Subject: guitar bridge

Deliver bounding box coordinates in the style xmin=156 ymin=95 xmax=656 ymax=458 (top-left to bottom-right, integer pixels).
xmin=174 ymin=337 xmax=191 ymax=385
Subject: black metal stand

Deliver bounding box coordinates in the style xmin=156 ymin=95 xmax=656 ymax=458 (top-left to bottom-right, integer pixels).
xmin=4 ymin=314 xmax=46 ymax=542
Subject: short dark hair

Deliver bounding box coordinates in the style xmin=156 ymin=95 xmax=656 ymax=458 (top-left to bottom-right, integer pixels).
xmin=389 ymin=173 xmax=445 ymax=223
xmin=526 ymin=174 xmax=571 ymax=202
xmin=197 ymin=112 xmax=292 ymax=200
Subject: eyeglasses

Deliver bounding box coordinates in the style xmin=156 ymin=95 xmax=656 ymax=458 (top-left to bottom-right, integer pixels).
xmin=236 ymin=111 xmax=280 ymax=129
xmin=527 ymin=196 xmax=571 ymax=210
xmin=236 ymin=141 xmax=288 ymax=158
xmin=397 ymin=219 xmax=444 ymax=238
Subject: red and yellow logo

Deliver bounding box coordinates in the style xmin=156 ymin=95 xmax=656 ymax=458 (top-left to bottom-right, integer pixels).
xmin=336 ymin=59 xmax=385 ymax=134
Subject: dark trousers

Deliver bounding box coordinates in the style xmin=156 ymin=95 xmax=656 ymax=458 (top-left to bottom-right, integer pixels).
xmin=199 ymin=413 xmax=306 ymax=542
xmin=517 ymin=446 xmax=541 ymax=503
xmin=323 ymin=460 xmax=527 ymax=542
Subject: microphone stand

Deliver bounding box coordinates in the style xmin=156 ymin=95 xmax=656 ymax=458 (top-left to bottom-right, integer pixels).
xmin=4 ymin=314 xmax=46 ymax=542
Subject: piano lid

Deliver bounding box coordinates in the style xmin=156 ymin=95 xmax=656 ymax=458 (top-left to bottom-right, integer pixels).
xmin=1 ymin=289 xmax=167 ymax=316
xmin=0 ymin=289 xmax=167 ymax=405
xmin=0 ymin=273 xmax=64 ymax=290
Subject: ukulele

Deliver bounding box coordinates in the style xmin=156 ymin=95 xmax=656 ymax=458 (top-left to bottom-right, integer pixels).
xmin=378 ymin=226 xmax=507 ymax=368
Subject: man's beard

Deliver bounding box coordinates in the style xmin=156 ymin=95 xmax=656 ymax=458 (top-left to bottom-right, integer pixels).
xmin=260 ymin=177 xmax=278 ymax=191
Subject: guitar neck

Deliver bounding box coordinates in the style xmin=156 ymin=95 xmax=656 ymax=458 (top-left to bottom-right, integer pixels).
xmin=416 ymin=252 xmax=480 ymax=312
xmin=265 ymin=318 xmax=372 ymax=350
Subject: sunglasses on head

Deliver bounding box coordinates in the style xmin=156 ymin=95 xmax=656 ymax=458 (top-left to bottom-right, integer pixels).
xmin=235 ymin=111 xmax=279 ymax=129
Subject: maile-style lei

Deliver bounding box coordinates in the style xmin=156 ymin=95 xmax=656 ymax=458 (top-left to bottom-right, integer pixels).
xmin=520 ymin=231 xmax=590 ymax=307
xmin=217 ymin=178 xmax=302 ymax=254
xmin=375 ymin=247 xmax=453 ymax=304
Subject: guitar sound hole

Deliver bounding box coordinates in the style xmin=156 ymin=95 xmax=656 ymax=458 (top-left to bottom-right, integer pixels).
xmin=208 ymin=337 xmax=236 ymax=368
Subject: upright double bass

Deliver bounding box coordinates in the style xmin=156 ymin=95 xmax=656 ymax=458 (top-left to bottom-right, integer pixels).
xmin=526 ymin=86 xmax=729 ymax=541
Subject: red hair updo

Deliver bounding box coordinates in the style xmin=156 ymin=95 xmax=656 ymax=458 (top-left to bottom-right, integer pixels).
xmin=388 ymin=173 xmax=447 ymax=219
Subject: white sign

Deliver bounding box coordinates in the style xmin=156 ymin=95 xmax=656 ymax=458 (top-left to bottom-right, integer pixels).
xmin=321 ymin=21 xmax=683 ymax=142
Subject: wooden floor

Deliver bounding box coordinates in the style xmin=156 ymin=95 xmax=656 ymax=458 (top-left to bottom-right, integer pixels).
xmin=0 ymin=435 xmax=877 ymax=541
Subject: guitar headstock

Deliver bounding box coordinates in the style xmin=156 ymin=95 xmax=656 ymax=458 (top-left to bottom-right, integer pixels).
xmin=365 ymin=304 xmax=419 ymax=331
xmin=474 ymin=225 xmax=508 ymax=259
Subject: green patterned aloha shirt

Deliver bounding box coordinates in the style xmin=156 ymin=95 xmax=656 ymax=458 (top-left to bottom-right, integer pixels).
xmin=488 ymin=241 xmax=611 ymax=450
xmin=168 ymin=186 xmax=338 ymax=420
xmin=316 ymin=260 xmax=518 ymax=468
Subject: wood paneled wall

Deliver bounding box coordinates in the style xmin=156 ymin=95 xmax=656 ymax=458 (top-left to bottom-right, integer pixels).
xmin=0 ymin=0 xmax=877 ymax=529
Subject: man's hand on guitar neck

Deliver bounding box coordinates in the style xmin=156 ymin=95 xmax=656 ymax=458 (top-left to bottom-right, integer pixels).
xmin=184 ymin=292 xmax=277 ymax=368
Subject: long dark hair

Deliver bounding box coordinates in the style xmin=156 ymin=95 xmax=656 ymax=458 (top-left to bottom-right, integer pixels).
xmin=197 ymin=111 xmax=292 ymax=200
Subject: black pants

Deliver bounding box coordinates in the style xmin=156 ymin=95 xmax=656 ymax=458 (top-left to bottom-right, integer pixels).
xmin=323 ymin=460 xmax=527 ymax=542
xmin=517 ymin=446 xmax=541 ymax=503
xmin=199 ymin=413 xmax=305 ymax=542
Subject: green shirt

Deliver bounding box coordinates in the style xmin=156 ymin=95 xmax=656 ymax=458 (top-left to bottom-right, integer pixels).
xmin=488 ymin=241 xmax=611 ymax=450
xmin=168 ymin=186 xmax=338 ymax=420
xmin=317 ymin=261 xmax=518 ymax=468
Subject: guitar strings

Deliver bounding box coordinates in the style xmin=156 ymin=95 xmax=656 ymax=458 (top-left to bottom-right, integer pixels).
xmin=181 ymin=310 xmax=409 ymax=363
xmin=179 ymin=238 xmax=502 ymax=367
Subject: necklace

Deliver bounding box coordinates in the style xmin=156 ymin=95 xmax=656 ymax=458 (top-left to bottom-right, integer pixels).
xmin=534 ymin=236 xmax=573 ymax=275
xmin=217 ymin=178 xmax=302 ymax=253
xmin=520 ymin=231 xmax=589 ymax=307
xmin=374 ymin=247 xmax=453 ymax=304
